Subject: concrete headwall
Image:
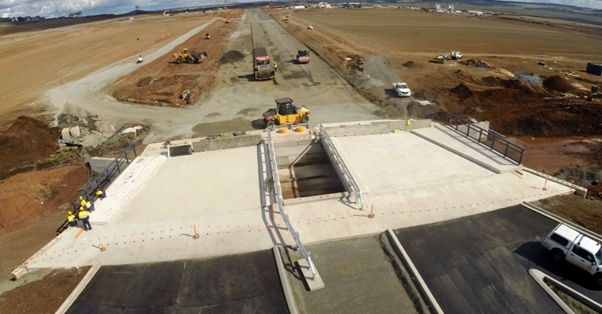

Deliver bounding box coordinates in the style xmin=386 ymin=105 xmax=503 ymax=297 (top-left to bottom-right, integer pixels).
xmin=325 ymin=119 xmax=431 ymax=137
xmin=192 ymin=135 xmax=263 ymax=153
xmin=273 ymin=139 xmax=328 ymax=168
xmin=169 ymin=144 xmax=193 ymax=157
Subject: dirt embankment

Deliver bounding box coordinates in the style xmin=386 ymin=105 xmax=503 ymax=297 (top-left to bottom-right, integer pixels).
xmin=0 ymin=268 xmax=89 ymax=314
xmin=110 ymin=10 xmax=242 ymax=107
xmin=269 ymin=10 xmax=602 ymax=140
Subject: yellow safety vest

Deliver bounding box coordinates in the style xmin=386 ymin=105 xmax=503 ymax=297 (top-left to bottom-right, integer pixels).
xmin=67 ymin=214 xmax=75 ymax=222
xmin=78 ymin=211 xmax=89 ymax=219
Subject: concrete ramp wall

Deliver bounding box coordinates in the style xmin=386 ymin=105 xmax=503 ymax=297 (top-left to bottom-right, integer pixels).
xmin=325 ymin=119 xmax=431 ymax=137
xmin=273 ymin=139 xmax=328 ymax=168
xmin=192 ymin=135 xmax=263 ymax=152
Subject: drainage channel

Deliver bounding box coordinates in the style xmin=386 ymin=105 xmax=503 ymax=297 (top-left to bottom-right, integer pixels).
xmin=273 ymin=138 xmax=345 ymax=200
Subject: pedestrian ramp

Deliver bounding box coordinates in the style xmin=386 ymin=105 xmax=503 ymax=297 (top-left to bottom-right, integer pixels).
xmin=411 ymin=124 xmax=523 ymax=174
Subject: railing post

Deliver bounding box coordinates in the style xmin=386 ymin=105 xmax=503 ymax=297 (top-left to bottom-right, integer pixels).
xmin=504 ymin=142 xmax=510 ymax=157
xmin=490 ymin=134 xmax=496 ymax=149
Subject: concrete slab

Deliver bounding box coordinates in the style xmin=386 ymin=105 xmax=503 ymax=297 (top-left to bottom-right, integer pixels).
xmin=114 ymin=146 xmax=262 ymax=223
xmin=90 ymin=155 xmax=167 ymax=224
xmin=330 ymin=132 xmax=495 ymax=193
xmin=296 ymin=258 xmax=325 ymax=291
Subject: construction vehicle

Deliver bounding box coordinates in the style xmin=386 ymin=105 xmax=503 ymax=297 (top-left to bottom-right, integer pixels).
xmin=450 ymin=51 xmax=463 ymax=60
xmin=172 ymin=48 xmax=207 ymax=64
xmin=263 ymin=97 xmax=310 ymax=128
xmin=206 ymin=33 xmax=210 ymax=40
xmin=296 ymin=50 xmax=310 ymax=64
xmin=253 ymin=47 xmax=275 ymax=80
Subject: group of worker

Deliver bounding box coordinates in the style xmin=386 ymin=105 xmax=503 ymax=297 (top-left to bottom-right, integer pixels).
xmin=66 ymin=189 xmax=106 ymax=231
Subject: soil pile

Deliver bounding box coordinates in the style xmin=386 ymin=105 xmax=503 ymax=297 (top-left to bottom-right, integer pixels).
xmin=0 ymin=116 xmax=59 ymax=179
xmin=402 ymin=61 xmax=415 ymax=68
xmin=220 ymin=50 xmax=245 ymax=65
xmin=543 ymin=75 xmax=571 ymax=93
xmin=450 ymin=83 xmax=473 ymax=100
xmin=110 ymin=10 xmax=241 ymax=107
xmin=0 ymin=165 xmax=87 ymax=230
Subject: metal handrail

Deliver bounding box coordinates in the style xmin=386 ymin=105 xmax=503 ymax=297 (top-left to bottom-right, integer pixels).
xmin=318 ymin=124 xmax=365 ymax=210
xmin=266 ymin=130 xmax=317 ymax=279
xmin=443 ymin=112 xmax=525 ymax=164
xmin=70 ymin=143 xmax=138 ymax=210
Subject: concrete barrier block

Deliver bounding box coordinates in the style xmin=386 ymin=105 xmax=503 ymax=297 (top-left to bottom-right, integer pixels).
xmin=194 ymin=135 xmax=262 ymax=152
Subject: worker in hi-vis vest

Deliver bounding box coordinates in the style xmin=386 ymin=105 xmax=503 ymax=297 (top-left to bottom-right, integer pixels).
xmin=78 ymin=207 xmax=92 ymax=231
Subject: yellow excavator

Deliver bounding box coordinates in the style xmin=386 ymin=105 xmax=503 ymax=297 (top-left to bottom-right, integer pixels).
xmin=172 ymin=48 xmax=207 ymax=64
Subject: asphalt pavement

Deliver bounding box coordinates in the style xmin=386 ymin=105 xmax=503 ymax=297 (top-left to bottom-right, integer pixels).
xmin=395 ymin=205 xmax=602 ymax=314
xmin=65 ymin=250 xmax=287 ymax=313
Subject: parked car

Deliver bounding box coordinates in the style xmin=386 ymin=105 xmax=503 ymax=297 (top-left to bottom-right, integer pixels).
xmin=392 ymin=82 xmax=412 ymax=97
xmin=542 ymin=223 xmax=602 ymax=286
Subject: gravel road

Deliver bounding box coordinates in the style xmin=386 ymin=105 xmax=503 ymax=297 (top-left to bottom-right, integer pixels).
xmin=35 ymin=9 xmax=380 ymax=147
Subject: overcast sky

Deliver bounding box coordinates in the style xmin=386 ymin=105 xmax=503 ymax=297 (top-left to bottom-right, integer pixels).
xmin=0 ymin=0 xmax=601 ymax=18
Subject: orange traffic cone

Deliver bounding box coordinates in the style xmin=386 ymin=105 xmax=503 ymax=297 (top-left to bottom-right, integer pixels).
xmin=368 ymin=205 xmax=375 ymax=219
xmin=193 ymin=225 xmax=199 ymax=239
xmin=98 ymin=237 xmax=107 ymax=252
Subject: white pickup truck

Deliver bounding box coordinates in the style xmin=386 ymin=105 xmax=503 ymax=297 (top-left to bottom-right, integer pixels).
xmin=542 ymin=223 xmax=602 ymax=286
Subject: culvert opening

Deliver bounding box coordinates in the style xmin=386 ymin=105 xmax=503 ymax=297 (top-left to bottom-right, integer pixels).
xmin=274 ymin=139 xmax=345 ymax=199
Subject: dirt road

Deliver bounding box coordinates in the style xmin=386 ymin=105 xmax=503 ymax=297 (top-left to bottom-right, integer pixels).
xmin=34 ymin=9 xmax=379 ymax=145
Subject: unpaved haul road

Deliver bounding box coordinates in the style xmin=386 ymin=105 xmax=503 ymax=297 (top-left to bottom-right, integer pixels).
xmin=36 ymin=9 xmax=379 ymax=146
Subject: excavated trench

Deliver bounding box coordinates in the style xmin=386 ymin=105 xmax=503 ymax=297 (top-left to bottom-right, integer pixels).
xmin=273 ymin=138 xmax=345 ymax=200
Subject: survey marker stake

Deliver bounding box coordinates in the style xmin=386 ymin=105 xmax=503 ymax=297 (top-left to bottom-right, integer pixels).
xmin=98 ymin=237 xmax=107 ymax=252
xmin=368 ymin=205 xmax=375 ymax=218
xmin=193 ymin=225 xmax=199 ymax=239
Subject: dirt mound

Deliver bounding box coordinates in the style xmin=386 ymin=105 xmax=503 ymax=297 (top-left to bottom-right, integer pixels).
xmin=0 ymin=117 xmax=61 ymax=178
xmin=110 ymin=10 xmax=241 ymax=107
xmin=402 ymin=61 xmax=415 ymax=68
xmin=450 ymin=83 xmax=473 ymax=100
xmin=220 ymin=50 xmax=245 ymax=65
xmin=406 ymin=101 xmax=438 ymax=119
xmin=0 ymin=165 xmax=87 ymax=230
xmin=481 ymin=76 xmax=524 ymax=89
xmin=543 ymin=75 xmax=571 ymax=93
xmin=461 ymin=59 xmax=491 ymax=68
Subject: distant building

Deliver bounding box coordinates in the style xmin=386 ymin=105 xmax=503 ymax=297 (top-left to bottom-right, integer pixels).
xmin=468 ymin=10 xmax=483 ymax=16
xmin=586 ymin=63 xmax=602 ymax=76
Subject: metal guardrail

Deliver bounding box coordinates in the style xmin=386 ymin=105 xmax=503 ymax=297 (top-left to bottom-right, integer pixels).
xmin=319 ymin=124 xmax=365 ymax=210
xmin=443 ymin=112 xmax=525 ymax=165
xmin=70 ymin=143 xmax=138 ymax=210
xmin=266 ymin=130 xmax=317 ymax=279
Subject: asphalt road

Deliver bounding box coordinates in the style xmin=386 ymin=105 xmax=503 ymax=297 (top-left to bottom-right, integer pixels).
xmin=395 ymin=205 xmax=602 ymax=314
xmin=65 ymin=250 xmax=287 ymax=314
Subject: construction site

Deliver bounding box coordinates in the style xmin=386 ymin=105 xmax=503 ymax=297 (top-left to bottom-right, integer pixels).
xmin=0 ymin=5 xmax=602 ymax=314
